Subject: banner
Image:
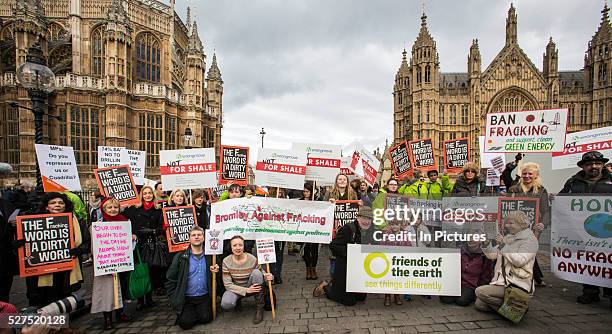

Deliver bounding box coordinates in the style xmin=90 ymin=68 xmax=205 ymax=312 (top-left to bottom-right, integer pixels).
xmin=551 ymin=196 xmax=612 ymax=288
xmin=346 ymin=244 xmax=461 ymax=295
xmin=485 ymin=108 xmax=568 ymax=152
xmin=498 ymin=197 xmax=540 ymax=234
xmin=92 ymin=221 xmax=134 ymax=276
xmin=340 ymin=157 xmax=356 ymax=181
xmin=34 ymin=144 xmax=81 ymax=192
xmin=204 ymin=230 xmax=224 ymax=255
xmin=210 ymin=197 xmax=335 ymax=243
xmin=16 ymin=213 xmax=76 ymax=277
xmin=220 ymin=145 xmax=249 ymax=186
xmin=256 ymin=239 xmax=277 ymax=264
xmin=441 ymin=197 xmax=499 ymax=238
xmin=409 ymin=138 xmax=436 ymax=171
xmin=254 ymin=148 xmax=307 ymax=190
xmin=409 ymin=198 xmax=443 ymax=227
xmin=351 ymin=143 xmax=380 ymax=187
xmin=163 ymin=206 xmax=198 ymax=252
xmin=334 ymin=200 xmax=360 ymax=233
xmin=389 ymin=141 xmax=413 ymax=179
xmin=94 ymin=165 xmax=139 ymax=206
xmin=160 ymin=148 xmax=218 ymax=190
xmin=121 ymin=149 xmax=147 ymax=185
xmin=292 ymin=143 xmax=341 ymax=185
xmin=552 ymin=126 xmax=612 ymax=170
xmin=479 ymin=136 xmax=505 ymax=170
xmin=98 ymin=146 xmax=124 ymax=168
xmin=443 ymin=138 xmax=469 ymax=172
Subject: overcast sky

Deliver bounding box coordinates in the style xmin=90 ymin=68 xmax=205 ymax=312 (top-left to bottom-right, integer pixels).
xmin=173 ymin=0 xmax=603 ymax=160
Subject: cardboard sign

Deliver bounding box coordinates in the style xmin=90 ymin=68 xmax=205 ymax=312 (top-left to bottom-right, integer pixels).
xmin=92 ymin=221 xmax=134 ymax=276
xmin=485 ymin=108 xmax=568 ymax=152
xmin=121 ymin=149 xmax=147 ymax=185
xmin=163 ymin=206 xmax=198 ymax=252
xmin=204 ymin=229 xmax=224 ymax=255
xmin=498 ymin=197 xmax=540 ymax=235
xmin=409 ymin=138 xmax=436 ymax=171
xmin=334 ymin=200 xmax=360 ymax=233
xmin=98 ymin=146 xmax=125 ymax=168
xmin=552 ymin=126 xmax=612 ymax=170
xmin=16 ymin=213 xmax=76 ymax=278
xmin=256 ymin=239 xmax=277 ymax=264
xmin=220 ymin=145 xmax=249 ymax=186
xmin=34 ymin=144 xmax=82 ymax=192
xmin=160 ymin=148 xmax=218 ymax=190
xmin=389 ymin=141 xmax=413 ymax=179
xmin=94 ymin=165 xmax=139 ymax=206
xmin=254 ymin=148 xmax=307 ymax=190
xmin=443 ymin=138 xmax=469 ymax=172
xmin=292 ymin=143 xmax=342 ymax=185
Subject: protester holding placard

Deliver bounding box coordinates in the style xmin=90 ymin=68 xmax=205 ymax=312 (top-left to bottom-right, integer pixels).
xmin=450 ymin=162 xmax=485 ymax=196
xmin=154 ymin=182 xmax=168 ymax=208
xmin=357 ymin=179 xmax=376 ymax=207
xmin=25 ymin=193 xmax=83 ymax=307
xmin=300 ymin=183 xmax=319 ymax=280
xmin=162 ymin=189 xmax=188 ymax=229
xmin=371 ymin=178 xmax=401 ymax=229
xmin=91 ymin=197 xmax=133 ymax=330
xmin=324 ymin=174 xmax=358 ymax=203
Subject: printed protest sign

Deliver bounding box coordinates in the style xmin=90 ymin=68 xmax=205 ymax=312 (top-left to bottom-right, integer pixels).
xmin=498 ymin=197 xmax=540 ymax=234
xmin=551 ymin=196 xmax=612 ymax=288
xmin=410 ymin=138 xmax=436 ymax=171
xmin=442 ymin=197 xmax=499 ymax=239
xmin=94 ymin=165 xmax=139 ymax=206
xmin=98 ymin=146 xmax=124 ymax=168
xmin=255 ymin=148 xmax=307 ymax=190
xmin=163 ymin=206 xmax=198 ymax=252
xmin=409 ymin=198 xmax=443 ymax=227
xmin=350 ymin=143 xmax=380 ymax=187
xmin=486 ymin=169 xmax=501 ymax=186
xmin=490 ymin=155 xmax=506 ymax=176
xmin=374 ymin=194 xmax=410 ymax=226
xmin=485 ymin=108 xmax=568 ymax=152
xmin=340 ymin=157 xmax=356 ymax=181
xmin=292 ymin=143 xmax=341 ymax=185
xmin=211 ymin=197 xmax=335 ymax=243
xmin=204 ymin=230 xmax=224 ymax=255
xmin=346 ymin=244 xmax=461 ymax=295
xmin=256 ymin=239 xmax=277 ymax=264
xmin=35 ymin=144 xmax=81 ymax=192
xmin=389 ymin=141 xmax=413 ymax=179
xmin=552 ymin=126 xmax=612 ymax=170
xmin=16 ymin=213 xmax=76 ymax=278
xmin=120 ymin=149 xmax=147 ymax=185
xmin=160 ymin=148 xmax=218 ymax=190
xmin=334 ymin=200 xmax=360 ymax=233
xmin=443 ymin=138 xmax=469 ymax=173
xmin=479 ymin=136 xmax=506 ymax=169
xmin=92 ymin=221 xmax=134 ymax=276
xmin=220 ymin=145 xmax=249 ymax=186
xmin=207 ymin=184 xmax=229 ymax=202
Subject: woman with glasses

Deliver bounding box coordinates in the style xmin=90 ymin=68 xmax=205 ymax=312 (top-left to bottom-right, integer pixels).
xmin=450 ymin=162 xmax=485 ymax=196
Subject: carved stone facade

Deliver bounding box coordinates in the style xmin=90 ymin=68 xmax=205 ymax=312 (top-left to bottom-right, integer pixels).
xmin=0 ymin=0 xmax=223 ymax=187
xmin=393 ymin=4 xmax=611 ymax=168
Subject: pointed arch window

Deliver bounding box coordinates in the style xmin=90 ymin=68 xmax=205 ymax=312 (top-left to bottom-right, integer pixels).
xmin=416 ymin=65 xmax=422 ymax=84
xmin=439 ymin=104 xmax=445 ymax=124
xmin=91 ymin=26 xmax=105 ymax=77
xmin=425 ymin=65 xmax=431 ymax=83
xmin=450 ymin=105 xmax=457 ymax=125
xmin=136 ymin=33 xmax=161 ymax=82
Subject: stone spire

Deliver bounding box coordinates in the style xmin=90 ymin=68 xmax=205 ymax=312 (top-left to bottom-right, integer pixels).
xmin=468 ymin=38 xmax=481 ymax=75
xmin=594 ymin=2 xmax=611 ymax=41
xmin=105 ymin=0 xmax=132 ymax=42
xmin=188 ymin=21 xmax=203 ymax=54
xmin=543 ymin=37 xmax=558 ymax=79
xmin=14 ymin=0 xmax=47 ymax=28
xmin=207 ymin=52 xmax=222 ymax=81
xmin=505 ymin=3 xmax=518 ymax=45
xmin=186 ymin=6 xmax=192 ymax=35
xmin=414 ymin=11 xmax=435 ymax=48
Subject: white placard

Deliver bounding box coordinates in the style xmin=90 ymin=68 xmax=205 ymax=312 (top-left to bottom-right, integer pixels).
xmin=98 ymin=146 xmax=125 ymax=168
xmin=552 ymin=126 xmax=612 ymax=170
xmin=92 ymin=221 xmax=134 ymax=276
xmin=486 ymin=168 xmax=501 ymax=186
xmin=351 ymin=143 xmax=380 ymax=187
xmin=160 ymin=148 xmax=218 ymax=190
xmin=479 ymin=136 xmax=506 ymax=169
xmin=292 ymin=143 xmax=341 ymax=185
xmin=35 ymin=144 xmax=82 ymax=192
xmin=256 ymin=239 xmax=277 ymax=264
xmin=204 ymin=229 xmax=224 ymax=255
xmin=254 ymin=148 xmax=307 ymax=190
xmin=121 ymin=149 xmax=147 ymax=185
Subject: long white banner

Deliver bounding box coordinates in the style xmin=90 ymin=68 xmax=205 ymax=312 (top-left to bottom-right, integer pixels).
xmin=210 ymin=197 xmax=335 ymax=243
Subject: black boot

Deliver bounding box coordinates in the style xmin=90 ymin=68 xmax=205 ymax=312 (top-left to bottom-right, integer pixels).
xmin=253 ymin=291 xmax=265 ymax=324
xmin=103 ymin=312 xmax=113 ymax=330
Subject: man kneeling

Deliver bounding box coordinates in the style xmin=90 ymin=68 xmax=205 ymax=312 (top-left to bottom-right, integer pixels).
xmin=166 ymin=226 xmax=218 ymax=329
xmin=221 ymin=235 xmax=274 ymax=324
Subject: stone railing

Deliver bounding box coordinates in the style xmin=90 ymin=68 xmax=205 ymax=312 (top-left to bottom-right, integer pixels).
xmin=132 ymin=82 xmax=185 ymax=104
xmin=55 ymin=73 xmax=105 ymax=90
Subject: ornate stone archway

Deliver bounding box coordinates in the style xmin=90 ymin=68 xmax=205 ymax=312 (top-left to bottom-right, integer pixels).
xmin=487 ymin=87 xmax=538 ymax=114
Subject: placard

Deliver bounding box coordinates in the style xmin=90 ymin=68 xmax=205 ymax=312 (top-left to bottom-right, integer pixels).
xmin=220 ymin=145 xmax=249 ymax=186
xmin=207 ymin=184 xmax=229 ymax=202
xmin=121 ymin=149 xmax=147 ymax=185
xmin=34 ymin=144 xmax=81 ymax=192
xmin=478 ymin=136 xmax=506 ymax=169
xmin=441 ymin=196 xmax=499 ymax=239
xmin=16 ymin=213 xmax=76 ymax=278
xmin=334 ymin=200 xmax=360 ymax=233
xmin=92 ymin=221 xmax=134 ymax=276
xmin=163 ymin=206 xmax=198 ymax=252
xmin=443 ymin=138 xmax=469 ymax=172
xmin=292 ymin=143 xmax=341 ymax=185
xmin=498 ymin=197 xmax=540 ymax=235
xmin=204 ymin=229 xmax=224 ymax=255
xmin=256 ymin=239 xmax=277 ymax=264
xmin=94 ymin=165 xmax=139 ymax=206
xmin=98 ymin=146 xmax=125 ymax=168
xmin=254 ymin=148 xmax=307 ymax=190
xmin=552 ymin=126 xmax=612 ymax=170
xmin=485 ymin=108 xmax=568 ymax=152
xmin=351 ymin=143 xmax=380 ymax=187
xmin=490 ymin=155 xmax=506 ymax=176
xmin=340 ymin=157 xmax=356 ymax=181
xmin=409 ymin=138 xmax=436 ymax=171
xmin=409 ymin=198 xmax=443 ymax=227
xmin=486 ymin=169 xmax=501 ymax=187
xmin=346 ymin=244 xmax=461 ymax=295
xmin=389 ymin=141 xmax=413 ymax=179
xmin=376 ymin=194 xmax=410 ymax=226
xmin=160 ymin=148 xmax=218 ymax=190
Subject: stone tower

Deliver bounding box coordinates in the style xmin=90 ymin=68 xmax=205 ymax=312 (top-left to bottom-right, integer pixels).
xmin=206 ymin=52 xmax=223 ymax=162
xmin=584 ymin=3 xmax=611 ymax=127
xmin=543 ymin=37 xmax=559 ymax=108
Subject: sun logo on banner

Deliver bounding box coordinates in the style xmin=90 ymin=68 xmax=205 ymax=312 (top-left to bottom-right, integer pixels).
xmin=363 ymin=253 xmax=390 ymax=279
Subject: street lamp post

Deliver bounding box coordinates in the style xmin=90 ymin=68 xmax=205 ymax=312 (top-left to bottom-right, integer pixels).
xmin=260 ymin=127 xmax=266 ymax=148
xmin=184 ymin=127 xmax=193 ymax=149
xmin=16 ymin=43 xmax=56 ymax=193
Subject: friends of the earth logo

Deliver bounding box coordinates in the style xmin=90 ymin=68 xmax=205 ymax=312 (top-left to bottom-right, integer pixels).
xmin=363 ymin=253 xmax=443 ymax=279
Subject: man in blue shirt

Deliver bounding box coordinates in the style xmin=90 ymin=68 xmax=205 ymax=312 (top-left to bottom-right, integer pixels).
xmin=166 ymin=226 xmax=220 ymax=329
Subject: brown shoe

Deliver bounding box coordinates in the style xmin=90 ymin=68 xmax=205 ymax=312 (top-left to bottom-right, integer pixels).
xmin=306 ymin=267 xmax=312 ymax=280
xmin=311 ymin=268 xmax=318 ymax=280
xmin=253 ymin=291 xmax=265 ymax=324
xmin=394 ymin=295 xmax=403 ymax=305
xmin=313 ymin=280 xmax=328 ymax=297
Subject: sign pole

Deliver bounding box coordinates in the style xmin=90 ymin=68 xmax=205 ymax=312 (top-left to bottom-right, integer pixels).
xmin=312 ymin=181 xmax=316 ymax=200
xmin=212 ymin=255 xmax=217 ymax=320
xmin=266 ymin=263 xmax=276 ymax=319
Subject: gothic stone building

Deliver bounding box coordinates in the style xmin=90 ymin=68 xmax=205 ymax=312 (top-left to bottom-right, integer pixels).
xmin=393 ymin=4 xmax=611 ymax=169
xmin=0 ymin=0 xmax=223 ymax=187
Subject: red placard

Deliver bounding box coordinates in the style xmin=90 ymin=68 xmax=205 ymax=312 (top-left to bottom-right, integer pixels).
xmin=389 ymin=141 xmax=414 ymax=179
xmin=94 ymin=164 xmax=140 ymax=207
xmin=409 ymin=138 xmax=437 ymax=172
xmin=163 ymin=206 xmax=198 ymax=252
xmin=443 ymin=138 xmax=470 ymax=173
xmin=219 ymin=145 xmax=249 ymax=186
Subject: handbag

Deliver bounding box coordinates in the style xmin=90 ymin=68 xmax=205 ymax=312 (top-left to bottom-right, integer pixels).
xmin=129 ymin=247 xmax=152 ymax=300
xmin=141 ymin=240 xmax=172 ymax=268
xmin=497 ymin=256 xmax=533 ymax=323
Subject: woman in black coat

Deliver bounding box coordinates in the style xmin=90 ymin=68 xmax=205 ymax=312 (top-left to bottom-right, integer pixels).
xmin=451 ymin=162 xmax=486 ymax=196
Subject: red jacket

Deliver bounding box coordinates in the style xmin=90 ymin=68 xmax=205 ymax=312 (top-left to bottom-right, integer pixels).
xmin=461 ymin=246 xmax=494 ymax=289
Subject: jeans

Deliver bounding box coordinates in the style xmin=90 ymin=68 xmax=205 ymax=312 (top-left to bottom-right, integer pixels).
xmin=220 ymin=269 xmax=264 ymax=309
xmin=177 ymin=295 xmax=212 ymax=330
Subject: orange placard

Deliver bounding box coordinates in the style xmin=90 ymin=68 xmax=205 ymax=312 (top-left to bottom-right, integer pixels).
xmin=16 ymin=213 xmax=76 ymax=278
xmin=443 ymin=138 xmax=470 ymax=173
xmin=389 ymin=141 xmax=414 ymax=179
xmin=219 ymin=145 xmax=249 ymax=186
xmin=163 ymin=206 xmax=198 ymax=252
xmin=409 ymin=138 xmax=437 ymax=172
xmin=94 ymin=165 xmax=140 ymax=207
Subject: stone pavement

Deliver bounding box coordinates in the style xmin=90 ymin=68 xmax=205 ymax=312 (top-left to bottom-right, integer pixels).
xmin=9 ymin=234 xmax=612 ymax=333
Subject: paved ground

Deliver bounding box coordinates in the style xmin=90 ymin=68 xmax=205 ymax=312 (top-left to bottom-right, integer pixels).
xmin=9 ymin=230 xmax=612 ymax=333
